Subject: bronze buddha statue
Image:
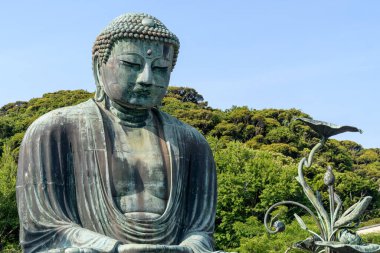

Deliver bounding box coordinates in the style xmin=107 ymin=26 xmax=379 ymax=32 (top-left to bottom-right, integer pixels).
xmin=17 ymin=13 xmax=224 ymax=253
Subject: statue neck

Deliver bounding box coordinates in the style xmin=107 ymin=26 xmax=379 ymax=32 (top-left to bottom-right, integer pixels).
xmin=106 ymin=98 xmax=150 ymax=128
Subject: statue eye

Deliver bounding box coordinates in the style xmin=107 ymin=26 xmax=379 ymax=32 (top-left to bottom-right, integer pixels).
xmin=152 ymin=58 xmax=170 ymax=74
xmin=152 ymin=66 xmax=169 ymax=73
xmin=120 ymin=60 xmax=141 ymax=70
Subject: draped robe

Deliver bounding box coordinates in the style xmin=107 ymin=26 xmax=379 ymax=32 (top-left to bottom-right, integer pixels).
xmin=16 ymin=99 xmax=217 ymax=253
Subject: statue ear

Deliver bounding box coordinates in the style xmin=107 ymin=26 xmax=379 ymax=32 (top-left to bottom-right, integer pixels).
xmin=93 ymin=56 xmax=105 ymax=102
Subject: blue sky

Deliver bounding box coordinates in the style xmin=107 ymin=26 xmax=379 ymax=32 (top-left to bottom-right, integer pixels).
xmin=0 ymin=1 xmax=379 ymax=148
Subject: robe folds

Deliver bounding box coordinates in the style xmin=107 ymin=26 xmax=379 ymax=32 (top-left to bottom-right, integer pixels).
xmin=16 ymin=99 xmax=218 ymax=253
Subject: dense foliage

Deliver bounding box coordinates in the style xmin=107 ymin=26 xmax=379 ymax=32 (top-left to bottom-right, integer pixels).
xmin=0 ymin=88 xmax=379 ymax=252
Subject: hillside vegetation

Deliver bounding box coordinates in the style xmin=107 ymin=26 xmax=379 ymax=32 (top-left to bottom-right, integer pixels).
xmin=0 ymin=88 xmax=379 ymax=252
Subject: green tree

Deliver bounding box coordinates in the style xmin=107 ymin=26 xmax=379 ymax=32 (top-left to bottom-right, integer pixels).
xmin=0 ymin=146 xmax=18 ymax=245
xmin=211 ymin=140 xmax=301 ymax=250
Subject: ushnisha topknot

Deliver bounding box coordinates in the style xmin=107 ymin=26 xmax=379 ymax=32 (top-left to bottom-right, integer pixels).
xmin=92 ymin=13 xmax=180 ymax=69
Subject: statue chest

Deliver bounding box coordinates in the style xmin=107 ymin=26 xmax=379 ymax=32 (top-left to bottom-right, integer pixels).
xmin=106 ymin=120 xmax=170 ymax=217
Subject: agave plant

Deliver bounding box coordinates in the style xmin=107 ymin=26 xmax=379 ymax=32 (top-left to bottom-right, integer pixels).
xmin=264 ymin=118 xmax=380 ymax=253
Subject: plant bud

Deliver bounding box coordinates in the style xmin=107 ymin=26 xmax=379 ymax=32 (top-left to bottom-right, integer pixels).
xmin=324 ymin=166 xmax=335 ymax=186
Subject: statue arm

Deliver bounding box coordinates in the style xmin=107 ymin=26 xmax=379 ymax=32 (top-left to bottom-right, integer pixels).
xmin=16 ymin=115 xmax=121 ymax=253
xmin=179 ymin=132 xmax=218 ymax=253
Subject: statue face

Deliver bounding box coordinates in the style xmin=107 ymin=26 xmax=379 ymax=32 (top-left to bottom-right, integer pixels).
xmin=98 ymin=39 xmax=174 ymax=109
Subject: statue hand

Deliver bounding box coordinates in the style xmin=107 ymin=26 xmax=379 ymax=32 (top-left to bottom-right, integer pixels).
xmin=163 ymin=245 xmax=193 ymax=252
xmin=117 ymin=244 xmax=192 ymax=253
xmin=117 ymin=244 xmax=163 ymax=253
xmin=46 ymin=248 xmax=99 ymax=253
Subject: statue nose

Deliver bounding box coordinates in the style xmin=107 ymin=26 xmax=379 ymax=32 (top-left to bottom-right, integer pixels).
xmin=136 ymin=63 xmax=153 ymax=86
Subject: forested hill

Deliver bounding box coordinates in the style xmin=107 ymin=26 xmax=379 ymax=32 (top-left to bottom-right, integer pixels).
xmin=0 ymin=88 xmax=379 ymax=252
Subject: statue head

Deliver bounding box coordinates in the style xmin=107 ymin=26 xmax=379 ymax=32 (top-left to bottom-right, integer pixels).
xmin=92 ymin=13 xmax=180 ymax=109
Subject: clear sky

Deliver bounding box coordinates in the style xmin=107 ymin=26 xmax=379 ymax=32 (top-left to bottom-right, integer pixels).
xmin=1 ymin=1 xmax=379 ymax=148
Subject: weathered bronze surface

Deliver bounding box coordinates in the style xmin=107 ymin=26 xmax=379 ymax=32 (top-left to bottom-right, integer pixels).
xmin=264 ymin=118 xmax=380 ymax=253
xmin=17 ymin=13 xmax=225 ymax=253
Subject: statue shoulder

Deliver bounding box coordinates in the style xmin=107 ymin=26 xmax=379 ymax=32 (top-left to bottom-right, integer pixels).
xmin=25 ymin=99 xmax=96 ymax=136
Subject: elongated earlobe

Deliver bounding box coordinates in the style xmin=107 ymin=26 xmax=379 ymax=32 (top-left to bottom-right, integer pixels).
xmin=95 ymin=85 xmax=105 ymax=102
xmin=93 ymin=57 xmax=105 ymax=102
